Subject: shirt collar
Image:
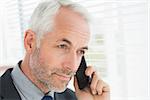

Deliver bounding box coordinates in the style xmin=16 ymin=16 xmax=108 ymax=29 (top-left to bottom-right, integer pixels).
xmin=11 ymin=61 xmax=54 ymax=100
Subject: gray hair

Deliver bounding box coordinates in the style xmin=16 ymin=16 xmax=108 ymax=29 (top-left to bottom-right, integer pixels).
xmin=29 ymin=0 xmax=90 ymax=47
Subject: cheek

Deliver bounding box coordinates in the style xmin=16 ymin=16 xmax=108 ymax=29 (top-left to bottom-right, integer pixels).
xmin=38 ymin=50 xmax=64 ymax=68
xmin=38 ymin=45 xmax=71 ymax=69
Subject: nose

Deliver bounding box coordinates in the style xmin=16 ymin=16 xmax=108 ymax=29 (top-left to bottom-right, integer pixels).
xmin=62 ymin=51 xmax=80 ymax=72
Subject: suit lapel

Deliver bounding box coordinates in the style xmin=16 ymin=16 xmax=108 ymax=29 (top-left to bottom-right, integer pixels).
xmin=0 ymin=68 xmax=21 ymax=100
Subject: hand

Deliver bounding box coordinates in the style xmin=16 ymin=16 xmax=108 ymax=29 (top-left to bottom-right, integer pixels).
xmin=74 ymin=66 xmax=110 ymax=100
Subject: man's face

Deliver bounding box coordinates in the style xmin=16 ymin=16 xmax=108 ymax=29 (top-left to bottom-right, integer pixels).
xmin=29 ymin=7 xmax=90 ymax=92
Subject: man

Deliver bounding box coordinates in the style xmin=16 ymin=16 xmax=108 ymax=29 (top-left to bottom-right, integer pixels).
xmin=0 ymin=0 xmax=110 ymax=100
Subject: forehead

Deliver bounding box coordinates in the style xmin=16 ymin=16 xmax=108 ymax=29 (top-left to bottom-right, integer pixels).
xmin=43 ymin=28 xmax=90 ymax=48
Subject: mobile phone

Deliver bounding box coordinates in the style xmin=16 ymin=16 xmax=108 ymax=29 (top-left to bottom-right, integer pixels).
xmin=76 ymin=56 xmax=91 ymax=90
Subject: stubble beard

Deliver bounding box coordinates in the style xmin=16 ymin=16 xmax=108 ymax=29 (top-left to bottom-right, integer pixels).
xmin=29 ymin=48 xmax=75 ymax=93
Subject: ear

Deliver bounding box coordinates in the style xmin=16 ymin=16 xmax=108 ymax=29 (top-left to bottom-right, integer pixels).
xmin=24 ymin=29 xmax=36 ymax=53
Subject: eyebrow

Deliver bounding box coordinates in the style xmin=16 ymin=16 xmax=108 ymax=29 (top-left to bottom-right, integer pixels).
xmin=56 ymin=38 xmax=88 ymax=50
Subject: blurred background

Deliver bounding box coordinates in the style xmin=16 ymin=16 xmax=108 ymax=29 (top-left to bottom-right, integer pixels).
xmin=0 ymin=0 xmax=149 ymax=100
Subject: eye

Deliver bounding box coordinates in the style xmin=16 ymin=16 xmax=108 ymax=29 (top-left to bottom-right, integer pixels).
xmin=57 ymin=44 xmax=68 ymax=49
xmin=77 ymin=50 xmax=85 ymax=55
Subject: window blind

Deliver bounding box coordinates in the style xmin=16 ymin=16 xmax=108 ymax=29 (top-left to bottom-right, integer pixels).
xmin=0 ymin=0 xmax=23 ymax=65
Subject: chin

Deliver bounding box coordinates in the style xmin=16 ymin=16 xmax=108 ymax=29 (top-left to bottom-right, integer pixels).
xmin=50 ymin=85 xmax=67 ymax=93
xmin=47 ymin=75 xmax=70 ymax=92
xmin=48 ymin=81 xmax=68 ymax=93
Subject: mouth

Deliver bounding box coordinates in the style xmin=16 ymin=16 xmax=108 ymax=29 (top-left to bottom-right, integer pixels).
xmin=54 ymin=73 xmax=71 ymax=81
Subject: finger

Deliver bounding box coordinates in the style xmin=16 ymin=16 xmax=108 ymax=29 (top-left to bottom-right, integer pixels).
xmin=101 ymin=83 xmax=110 ymax=99
xmin=85 ymin=66 xmax=95 ymax=77
xmin=96 ymin=80 xmax=103 ymax=95
xmin=73 ymin=76 xmax=80 ymax=92
xmin=97 ymin=80 xmax=110 ymax=96
xmin=90 ymin=72 xmax=99 ymax=95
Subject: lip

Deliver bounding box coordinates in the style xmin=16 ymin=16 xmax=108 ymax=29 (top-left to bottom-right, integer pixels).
xmin=55 ymin=73 xmax=71 ymax=81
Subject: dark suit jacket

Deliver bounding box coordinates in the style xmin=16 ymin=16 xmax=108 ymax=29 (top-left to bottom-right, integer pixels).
xmin=0 ymin=68 xmax=77 ymax=100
